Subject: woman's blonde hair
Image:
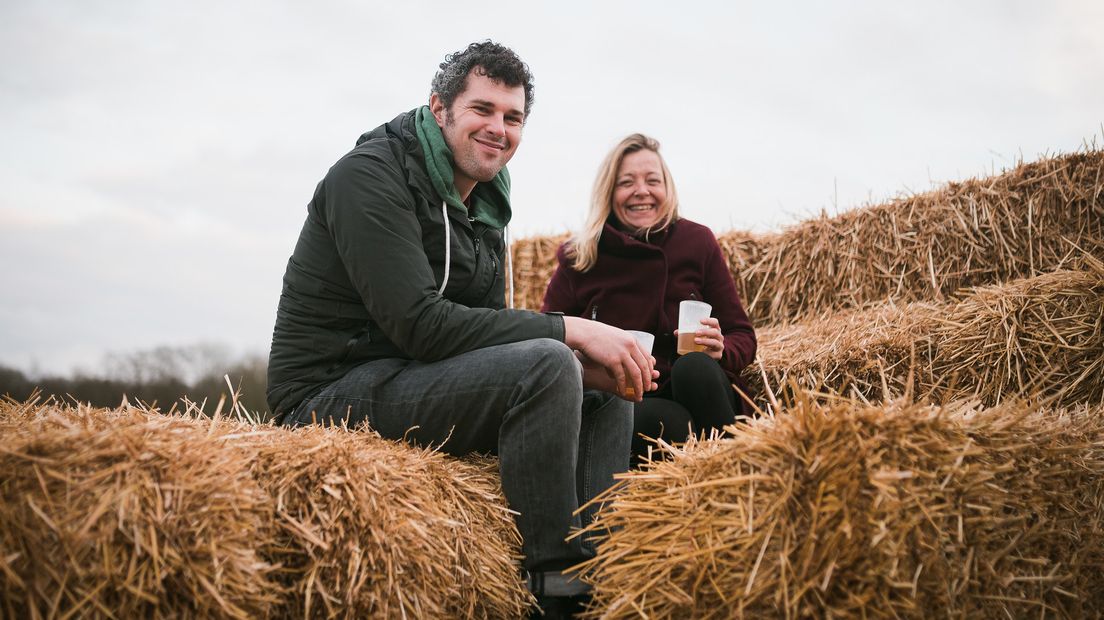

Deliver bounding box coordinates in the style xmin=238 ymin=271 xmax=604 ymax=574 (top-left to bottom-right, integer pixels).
xmin=567 ymin=133 xmax=680 ymax=272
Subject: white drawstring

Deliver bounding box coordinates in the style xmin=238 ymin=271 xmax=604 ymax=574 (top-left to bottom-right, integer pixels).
xmin=505 ymin=226 xmax=514 ymax=309
xmin=439 ymin=200 xmax=451 ymax=295
xmin=439 ymin=199 xmax=513 ymax=310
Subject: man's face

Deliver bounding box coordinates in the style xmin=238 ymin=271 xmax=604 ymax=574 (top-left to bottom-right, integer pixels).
xmin=430 ymin=70 xmax=526 ymax=191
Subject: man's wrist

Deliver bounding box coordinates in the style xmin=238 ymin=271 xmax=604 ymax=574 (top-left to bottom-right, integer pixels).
xmin=543 ymin=311 xmax=566 ymax=343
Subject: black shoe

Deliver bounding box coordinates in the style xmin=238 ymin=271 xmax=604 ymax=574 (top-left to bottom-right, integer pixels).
xmin=529 ymin=594 xmax=591 ymax=619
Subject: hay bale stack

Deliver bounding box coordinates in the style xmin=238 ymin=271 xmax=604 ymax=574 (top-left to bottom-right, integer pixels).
xmin=245 ymin=424 xmax=531 ymax=619
xmin=750 ymin=256 xmax=1104 ymax=408
xmin=0 ymin=400 xmax=532 ymax=619
xmin=510 ymin=232 xmax=569 ymax=311
xmin=577 ymin=394 xmax=1104 ymax=618
xmin=720 ymin=149 xmax=1104 ymax=325
xmin=508 ymin=150 xmax=1104 ymax=321
xmin=0 ymin=400 xmax=279 ymax=619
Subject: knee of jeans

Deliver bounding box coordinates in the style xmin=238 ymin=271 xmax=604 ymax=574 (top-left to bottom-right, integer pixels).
xmin=528 ymin=337 xmax=580 ymax=376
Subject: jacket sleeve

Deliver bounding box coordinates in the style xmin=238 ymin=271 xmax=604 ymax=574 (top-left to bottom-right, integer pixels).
xmin=323 ymin=150 xmax=564 ymax=361
xmin=702 ymin=232 xmax=757 ymax=376
xmin=540 ymin=244 xmax=584 ymax=315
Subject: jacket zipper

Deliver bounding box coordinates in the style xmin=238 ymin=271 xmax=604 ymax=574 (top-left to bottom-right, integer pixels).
xmin=490 ymin=251 xmax=499 ymax=293
xmin=472 ymin=232 xmax=500 ymax=302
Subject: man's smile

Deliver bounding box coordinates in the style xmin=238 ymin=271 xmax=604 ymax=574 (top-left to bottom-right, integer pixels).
xmin=473 ymin=136 xmax=507 ymax=152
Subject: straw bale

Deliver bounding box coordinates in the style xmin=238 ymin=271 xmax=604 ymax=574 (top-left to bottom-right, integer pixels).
xmin=748 ymin=301 xmax=940 ymax=403
xmin=510 ymin=232 xmax=569 ymax=310
xmin=721 ymin=149 xmax=1104 ymax=325
xmin=244 ymin=424 xmax=531 ymax=619
xmin=577 ymin=393 xmax=1104 ymax=618
xmin=509 ymin=149 xmax=1104 ymax=323
xmin=0 ymin=399 xmax=532 ymax=619
xmin=751 ymin=257 xmax=1104 ymax=408
xmin=0 ymin=400 xmax=279 ymax=619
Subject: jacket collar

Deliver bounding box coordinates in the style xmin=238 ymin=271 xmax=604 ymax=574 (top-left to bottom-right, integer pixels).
xmin=599 ymin=217 xmax=677 ymax=255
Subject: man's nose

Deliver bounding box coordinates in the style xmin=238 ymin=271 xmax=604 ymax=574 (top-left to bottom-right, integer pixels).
xmin=486 ymin=114 xmax=506 ymax=137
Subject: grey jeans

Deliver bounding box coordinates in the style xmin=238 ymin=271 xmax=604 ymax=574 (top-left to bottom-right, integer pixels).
xmin=287 ymin=338 xmax=633 ymax=573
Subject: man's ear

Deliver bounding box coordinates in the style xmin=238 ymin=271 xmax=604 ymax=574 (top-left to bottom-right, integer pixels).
xmin=429 ymin=94 xmax=447 ymax=128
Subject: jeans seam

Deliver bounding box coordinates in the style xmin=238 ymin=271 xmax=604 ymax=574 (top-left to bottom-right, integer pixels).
xmin=581 ymin=413 xmax=596 ymax=519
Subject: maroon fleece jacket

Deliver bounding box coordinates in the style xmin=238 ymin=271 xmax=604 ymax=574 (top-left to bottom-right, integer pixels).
xmin=541 ymin=218 xmax=757 ymax=394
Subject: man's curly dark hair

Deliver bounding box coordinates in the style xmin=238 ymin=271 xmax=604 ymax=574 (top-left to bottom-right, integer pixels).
xmin=430 ymin=40 xmax=535 ymax=119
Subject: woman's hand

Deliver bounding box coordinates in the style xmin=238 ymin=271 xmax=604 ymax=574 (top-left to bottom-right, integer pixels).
xmin=676 ymin=317 xmax=725 ymax=361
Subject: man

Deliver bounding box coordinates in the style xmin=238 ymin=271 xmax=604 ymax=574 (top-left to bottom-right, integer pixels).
xmin=267 ymin=41 xmax=656 ymax=617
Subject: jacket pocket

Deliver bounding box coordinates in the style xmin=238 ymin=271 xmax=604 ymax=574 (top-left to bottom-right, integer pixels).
xmin=326 ymin=326 xmax=371 ymax=372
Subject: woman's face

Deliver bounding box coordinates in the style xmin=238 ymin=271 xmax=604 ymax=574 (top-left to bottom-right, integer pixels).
xmin=611 ymin=149 xmax=667 ymax=233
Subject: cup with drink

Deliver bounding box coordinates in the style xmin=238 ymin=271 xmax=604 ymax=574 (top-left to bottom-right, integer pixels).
xmin=626 ymin=330 xmax=655 ymax=356
xmin=622 ymin=329 xmax=654 ymax=398
xmin=676 ymin=300 xmax=713 ymax=355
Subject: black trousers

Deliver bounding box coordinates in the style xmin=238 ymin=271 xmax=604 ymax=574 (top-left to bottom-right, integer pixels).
xmin=631 ymin=352 xmax=739 ymax=463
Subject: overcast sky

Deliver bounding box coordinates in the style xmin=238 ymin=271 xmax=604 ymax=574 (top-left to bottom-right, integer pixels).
xmin=2 ymin=0 xmax=1102 ymax=376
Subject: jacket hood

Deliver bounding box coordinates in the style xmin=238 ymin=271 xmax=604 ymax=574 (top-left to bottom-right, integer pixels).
xmin=354 ymin=113 xmax=401 ymax=146
xmin=351 ymin=109 xmax=512 ymax=231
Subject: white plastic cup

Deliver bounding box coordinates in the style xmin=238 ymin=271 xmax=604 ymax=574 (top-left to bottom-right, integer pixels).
xmin=677 ymin=300 xmax=712 ymax=355
xmin=626 ymin=330 xmax=655 ymax=355
xmin=623 ymin=330 xmax=654 ymax=398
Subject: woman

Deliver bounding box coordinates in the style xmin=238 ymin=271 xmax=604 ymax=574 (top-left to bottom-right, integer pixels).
xmin=542 ymin=133 xmax=757 ymax=463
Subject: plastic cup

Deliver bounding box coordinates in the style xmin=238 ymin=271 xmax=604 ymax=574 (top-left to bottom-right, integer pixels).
xmin=623 ymin=330 xmax=654 ymax=398
xmin=626 ymin=330 xmax=655 ymax=355
xmin=677 ymin=300 xmax=712 ymax=355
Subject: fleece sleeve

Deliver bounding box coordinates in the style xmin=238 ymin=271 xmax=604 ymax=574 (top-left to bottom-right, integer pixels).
xmin=702 ymin=232 xmax=757 ymax=377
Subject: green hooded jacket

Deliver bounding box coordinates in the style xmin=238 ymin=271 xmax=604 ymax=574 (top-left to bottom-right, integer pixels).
xmin=267 ymin=108 xmax=564 ymax=420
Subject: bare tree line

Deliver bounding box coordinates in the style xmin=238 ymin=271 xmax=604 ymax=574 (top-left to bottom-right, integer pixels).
xmin=0 ymin=343 xmax=269 ymax=419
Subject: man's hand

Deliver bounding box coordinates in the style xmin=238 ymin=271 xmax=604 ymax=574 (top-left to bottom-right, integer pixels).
xmin=563 ymin=317 xmax=658 ymax=401
xmin=576 ymin=352 xmax=660 ymax=400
